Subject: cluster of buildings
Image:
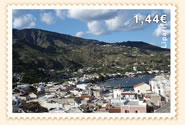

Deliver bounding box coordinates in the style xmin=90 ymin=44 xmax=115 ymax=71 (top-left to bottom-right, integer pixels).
xmin=12 ymin=74 xmax=170 ymax=113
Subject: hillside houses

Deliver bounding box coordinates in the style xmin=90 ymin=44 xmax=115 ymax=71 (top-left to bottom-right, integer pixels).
xmin=12 ymin=74 xmax=170 ymax=113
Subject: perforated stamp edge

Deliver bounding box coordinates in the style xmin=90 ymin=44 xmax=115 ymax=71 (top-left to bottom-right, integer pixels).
xmin=6 ymin=3 xmax=178 ymax=120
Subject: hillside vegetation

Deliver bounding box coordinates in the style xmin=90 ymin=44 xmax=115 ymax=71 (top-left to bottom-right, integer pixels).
xmin=13 ymin=29 xmax=170 ymax=83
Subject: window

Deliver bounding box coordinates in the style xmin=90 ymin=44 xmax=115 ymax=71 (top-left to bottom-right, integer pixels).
xmin=135 ymin=110 xmax=138 ymax=113
xmin=125 ymin=110 xmax=129 ymax=113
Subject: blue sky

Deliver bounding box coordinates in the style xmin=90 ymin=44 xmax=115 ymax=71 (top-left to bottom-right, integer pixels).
xmin=12 ymin=9 xmax=171 ymax=48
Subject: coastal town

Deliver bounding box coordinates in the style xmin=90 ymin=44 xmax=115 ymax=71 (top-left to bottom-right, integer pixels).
xmin=10 ymin=7 xmax=174 ymax=115
xmin=13 ymin=70 xmax=171 ymax=113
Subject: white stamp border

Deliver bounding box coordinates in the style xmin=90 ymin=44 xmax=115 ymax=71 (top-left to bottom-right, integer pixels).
xmin=7 ymin=4 xmax=177 ymax=119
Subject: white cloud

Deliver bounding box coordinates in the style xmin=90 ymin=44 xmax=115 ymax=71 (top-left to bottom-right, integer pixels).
xmin=105 ymin=11 xmax=128 ymax=31
xmin=153 ymin=21 xmax=170 ymax=37
xmin=68 ymin=9 xmax=171 ymax=37
xmin=55 ymin=10 xmax=66 ymax=19
xmin=75 ymin=20 xmax=109 ymax=36
xmin=75 ymin=31 xmax=86 ymax=37
xmin=13 ymin=14 xmax=36 ymax=28
xmin=105 ymin=12 xmax=147 ymax=32
xmin=73 ymin=10 xmax=151 ymax=36
xmin=68 ymin=9 xmax=118 ymax=21
xmin=87 ymin=21 xmax=108 ymax=35
xmin=67 ymin=9 xmax=155 ymax=36
xmin=12 ymin=10 xmax=36 ymax=29
xmin=40 ymin=12 xmax=56 ymax=25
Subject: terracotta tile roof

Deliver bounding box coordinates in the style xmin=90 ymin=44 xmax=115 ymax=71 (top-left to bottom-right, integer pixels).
xmin=109 ymin=108 xmax=121 ymax=113
xmin=81 ymin=95 xmax=91 ymax=98
xmin=134 ymin=82 xmax=145 ymax=88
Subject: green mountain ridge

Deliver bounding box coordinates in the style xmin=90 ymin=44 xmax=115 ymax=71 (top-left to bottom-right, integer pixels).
xmin=13 ymin=28 xmax=170 ymax=83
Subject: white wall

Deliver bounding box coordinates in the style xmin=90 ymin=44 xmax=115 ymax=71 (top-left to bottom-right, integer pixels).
xmin=134 ymin=84 xmax=150 ymax=94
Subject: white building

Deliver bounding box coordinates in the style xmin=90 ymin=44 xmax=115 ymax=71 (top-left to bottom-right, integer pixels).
xmin=111 ymin=98 xmax=123 ymax=107
xmin=68 ymin=81 xmax=76 ymax=85
xmin=28 ymin=93 xmax=37 ymax=99
xmin=113 ymin=89 xmax=122 ymax=99
xmin=121 ymin=100 xmax=147 ymax=113
xmin=149 ymin=75 xmax=170 ymax=100
xmin=121 ymin=92 xmax=138 ymax=100
xmin=76 ymin=84 xmax=87 ymax=90
xmin=70 ymin=90 xmax=81 ymax=96
xmin=39 ymin=100 xmax=64 ymax=111
xmin=134 ymin=82 xmax=150 ymax=94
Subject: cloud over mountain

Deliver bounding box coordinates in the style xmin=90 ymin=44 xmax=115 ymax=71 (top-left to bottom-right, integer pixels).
xmin=69 ymin=10 xmax=149 ymax=36
xmin=12 ymin=9 xmax=171 ymax=48
xmin=55 ymin=9 xmax=67 ymax=20
xmin=40 ymin=12 xmax=56 ymax=25
xmin=153 ymin=21 xmax=170 ymax=37
xmin=67 ymin=9 xmax=118 ymax=21
xmin=13 ymin=10 xmax=36 ymax=28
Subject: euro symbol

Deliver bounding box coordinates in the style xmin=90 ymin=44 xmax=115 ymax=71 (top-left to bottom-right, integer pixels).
xmin=160 ymin=15 xmax=167 ymax=23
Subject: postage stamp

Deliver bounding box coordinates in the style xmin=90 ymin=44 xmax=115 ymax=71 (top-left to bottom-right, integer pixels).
xmin=7 ymin=4 xmax=177 ymax=119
